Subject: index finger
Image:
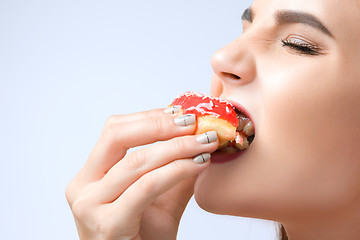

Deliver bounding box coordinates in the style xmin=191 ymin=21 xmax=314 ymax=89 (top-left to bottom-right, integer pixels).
xmin=83 ymin=109 xmax=197 ymax=181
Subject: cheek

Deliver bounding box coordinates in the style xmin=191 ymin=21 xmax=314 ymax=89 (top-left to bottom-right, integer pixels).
xmin=195 ymin=59 xmax=360 ymax=220
xmin=259 ymin=61 xmax=360 ymax=213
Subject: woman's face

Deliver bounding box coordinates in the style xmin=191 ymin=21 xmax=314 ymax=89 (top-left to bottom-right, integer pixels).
xmin=194 ymin=0 xmax=360 ymax=222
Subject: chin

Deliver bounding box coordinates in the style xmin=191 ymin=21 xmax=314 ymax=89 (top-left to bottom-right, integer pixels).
xmin=194 ymin=174 xmax=281 ymax=221
xmin=193 ymin=162 xmax=255 ymax=217
xmin=192 ymin=155 xmax=220 ymax=213
xmin=193 ymin=169 xmax=220 ymax=214
xmin=192 ymin=148 xmax=284 ymax=221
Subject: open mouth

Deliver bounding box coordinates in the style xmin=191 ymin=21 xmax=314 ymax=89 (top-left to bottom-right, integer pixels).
xmin=216 ymin=107 xmax=255 ymax=153
xmin=169 ymin=91 xmax=255 ymax=156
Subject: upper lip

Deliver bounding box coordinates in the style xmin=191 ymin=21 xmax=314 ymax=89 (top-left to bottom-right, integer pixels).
xmin=226 ymin=99 xmax=255 ymax=132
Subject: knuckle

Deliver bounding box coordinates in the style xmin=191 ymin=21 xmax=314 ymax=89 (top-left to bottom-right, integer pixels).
xmin=103 ymin=116 xmax=117 ymax=139
xmin=172 ymin=137 xmax=189 ymax=151
xmin=138 ymin=174 xmax=156 ymax=194
xmin=103 ymin=115 xmax=124 ymax=142
xmin=71 ymin=197 xmax=91 ymax=219
xmin=124 ymin=150 xmax=147 ymax=171
xmin=172 ymin=160 xmax=188 ymax=177
xmin=65 ymin=181 xmax=75 ymax=205
xmin=105 ymin=115 xmax=120 ymax=127
xmin=144 ymin=110 xmax=154 ymax=119
xmin=91 ymin=212 xmax=111 ymax=238
xmin=79 ymin=208 xmax=113 ymax=239
xmin=148 ymin=117 xmax=165 ymax=136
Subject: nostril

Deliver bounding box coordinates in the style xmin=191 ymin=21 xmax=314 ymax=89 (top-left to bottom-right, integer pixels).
xmin=222 ymin=72 xmax=241 ymax=80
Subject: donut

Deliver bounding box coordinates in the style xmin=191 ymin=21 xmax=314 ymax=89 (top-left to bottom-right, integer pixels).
xmin=170 ymin=92 xmax=255 ymax=152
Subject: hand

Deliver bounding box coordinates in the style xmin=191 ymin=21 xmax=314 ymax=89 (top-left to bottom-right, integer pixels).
xmin=66 ymin=108 xmax=219 ymax=240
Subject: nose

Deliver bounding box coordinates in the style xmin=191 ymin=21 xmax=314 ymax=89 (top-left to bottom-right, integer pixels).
xmin=211 ymin=36 xmax=256 ymax=86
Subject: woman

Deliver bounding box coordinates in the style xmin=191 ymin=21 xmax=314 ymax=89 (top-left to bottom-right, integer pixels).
xmin=66 ymin=0 xmax=360 ymax=239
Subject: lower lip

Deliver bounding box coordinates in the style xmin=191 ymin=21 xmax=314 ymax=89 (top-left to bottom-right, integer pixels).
xmin=210 ymin=150 xmax=247 ymax=164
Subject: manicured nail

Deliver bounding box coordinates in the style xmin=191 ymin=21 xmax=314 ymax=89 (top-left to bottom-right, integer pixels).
xmin=174 ymin=114 xmax=196 ymax=126
xmin=164 ymin=105 xmax=181 ymax=114
xmin=193 ymin=153 xmax=211 ymax=164
xmin=196 ymin=131 xmax=218 ymax=144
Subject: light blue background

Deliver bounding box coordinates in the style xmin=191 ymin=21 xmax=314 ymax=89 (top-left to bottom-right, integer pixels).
xmin=0 ymin=0 xmax=278 ymax=239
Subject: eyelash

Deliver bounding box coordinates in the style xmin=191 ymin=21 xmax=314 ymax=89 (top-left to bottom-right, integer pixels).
xmin=281 ymin=39 xmax=321 ymax=56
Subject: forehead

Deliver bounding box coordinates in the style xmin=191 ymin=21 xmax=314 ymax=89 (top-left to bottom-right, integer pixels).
xmin=251 ymin=0 xmax=360 ymax=53
xmin=251 ymin=0 xmax=358 ymax=22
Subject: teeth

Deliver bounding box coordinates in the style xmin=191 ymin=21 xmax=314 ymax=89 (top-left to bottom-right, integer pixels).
xmin=215 ymin=111 xmax=255 ymax=154
xmin=234 ymin=132 xmax=249 ymax=151
xmin=235 ymin=139 xmax=249 ymax=151
xmin=243 ymin=121 xmax=254 ymax=136
xmin=236 ymin=112 xmax=251 ymax=132
xmin=217 ymin=131 xmax=252 ymax=153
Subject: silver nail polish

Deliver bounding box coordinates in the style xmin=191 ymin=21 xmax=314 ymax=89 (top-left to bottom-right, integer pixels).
xmin=193 ymin=153 xmax=211 ymax=164
xmin=164 ymin=105 xmax=181 ymax=114
xmin=196 ymin=131 xmax=218 ymax=144
xmin=174 ymin=114 xmax=196 ymax=126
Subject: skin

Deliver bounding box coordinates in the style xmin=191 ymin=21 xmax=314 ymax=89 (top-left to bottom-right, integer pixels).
xmin=66 ymin=111 xmax=219 ymax=240
xmin=66 ymin=0 xmax=360 ymax=239
xmin=195 ymin=0 xmax=360 ymax=239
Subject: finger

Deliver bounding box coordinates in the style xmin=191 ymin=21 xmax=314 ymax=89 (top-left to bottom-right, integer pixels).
xmin=83 ymin=109 xmax=197 ymax=181
xmin=104 ymin=108 xmax=172 ymax=125
xmin=88 ymin=132 xmax=218 ymax=203
xmin=112 ymin=157 xmax=210 ymax=220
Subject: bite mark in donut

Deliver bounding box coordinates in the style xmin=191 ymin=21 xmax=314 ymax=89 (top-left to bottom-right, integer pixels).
xmin=170 ymin=92 xmax=255 ymax=152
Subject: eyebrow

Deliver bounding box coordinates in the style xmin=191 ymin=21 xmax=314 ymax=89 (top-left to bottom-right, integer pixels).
xmin=241 ymin=8 xmax=334 ymax=38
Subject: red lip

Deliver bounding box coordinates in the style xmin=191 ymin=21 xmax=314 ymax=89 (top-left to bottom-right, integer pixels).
xmin=209 ymin=98 xmax=255 ymax=164
xmin=210 ymin=149 xmax=248 ymax=164
xmin=227 ymin=99 xmax=255 ymax=133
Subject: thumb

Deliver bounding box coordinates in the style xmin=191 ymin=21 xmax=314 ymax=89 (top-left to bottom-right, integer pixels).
xmin=152 ymin=177 xmax=197 ymax=222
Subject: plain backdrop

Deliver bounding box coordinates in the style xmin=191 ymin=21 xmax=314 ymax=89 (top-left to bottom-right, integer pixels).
xmin=0 ymin=0 xmax=279 ymax=239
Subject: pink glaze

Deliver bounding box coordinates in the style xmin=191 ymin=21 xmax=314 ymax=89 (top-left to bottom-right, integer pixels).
xmin=171 ymin=92 xmax=239 ymax=127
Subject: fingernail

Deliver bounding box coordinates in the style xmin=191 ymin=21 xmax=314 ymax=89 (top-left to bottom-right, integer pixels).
xmin=164 ymin=105 xmax=181 ymax=114
xmin=174 ymin=114 xmax=196 ymax=126
xmin=196 ymin=131 xmax=218 ymax=144
xmin=193 ymin=153 xmax=211 ymax=164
